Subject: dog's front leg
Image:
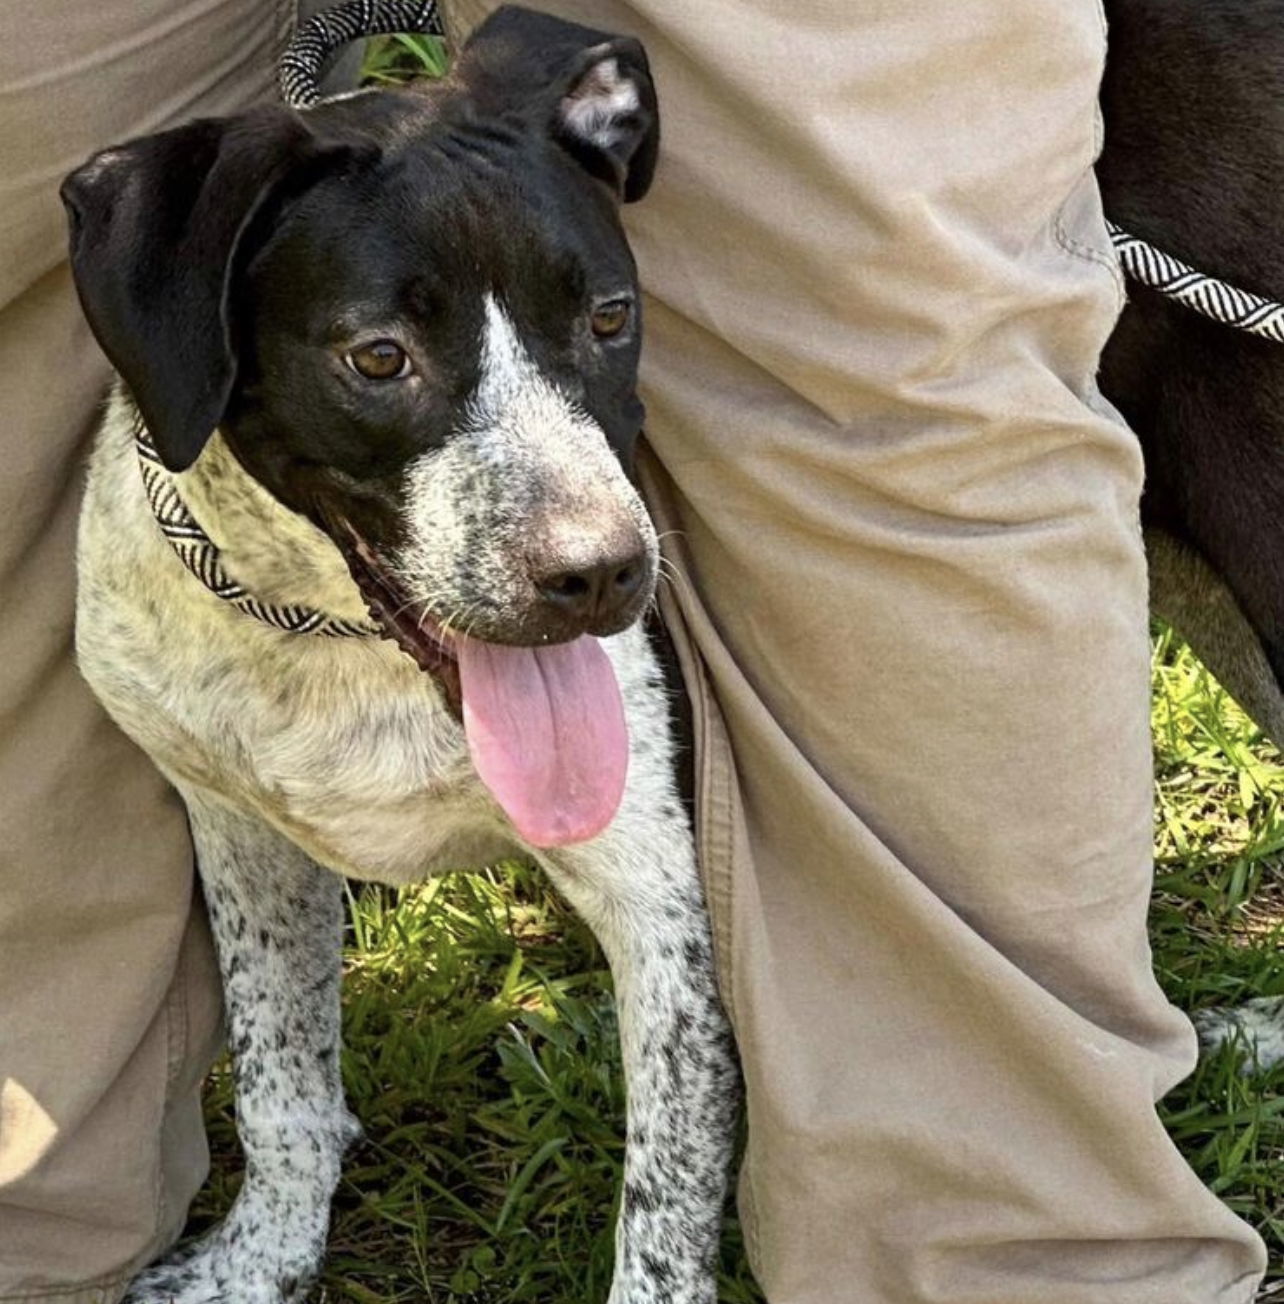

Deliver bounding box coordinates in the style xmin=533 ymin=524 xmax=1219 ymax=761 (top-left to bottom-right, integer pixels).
xmin=125 ymin=790 xmax=355 ymax=1304
xmin=542 ymin=807 xmax=740 ymax=1304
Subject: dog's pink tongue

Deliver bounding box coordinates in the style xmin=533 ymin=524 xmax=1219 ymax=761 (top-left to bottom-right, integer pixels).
xmin=458 ymin=634 xmax=628 ymax=848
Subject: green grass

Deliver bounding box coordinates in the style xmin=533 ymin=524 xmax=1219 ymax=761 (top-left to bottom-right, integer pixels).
xmin=185 ymin=627 xmax=1284 ymax=1300
xmin=360 ymin=33 xmax=449 ymax=86
xmin=1149 ymin=625 xmax=1284 ymax=1275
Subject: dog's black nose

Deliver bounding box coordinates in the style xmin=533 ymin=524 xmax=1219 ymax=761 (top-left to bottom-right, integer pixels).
xmin=535 ymin=551 xmax=648 ymax=628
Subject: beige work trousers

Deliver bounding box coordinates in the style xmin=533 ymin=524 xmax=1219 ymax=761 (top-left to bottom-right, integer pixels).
xmin=1 ymin=1 xmax=1268 ymax=1302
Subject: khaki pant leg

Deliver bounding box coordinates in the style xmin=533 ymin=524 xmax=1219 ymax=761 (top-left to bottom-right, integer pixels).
xmin=443 ymin=2 xmax=1265 ymax=1300
xmin=0 ymin=4 xmax=300 ymax=1299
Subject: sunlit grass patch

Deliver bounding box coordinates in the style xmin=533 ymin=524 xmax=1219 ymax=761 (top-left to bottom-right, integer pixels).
xmin=1150 ymin=625 xmax=1284 ymax=1280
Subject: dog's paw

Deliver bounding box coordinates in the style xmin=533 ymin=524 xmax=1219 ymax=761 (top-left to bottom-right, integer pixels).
xmin=123 ymin=1238 xmax=319 ymax=1304
xmin=1194 ymin=995 xmax=1284 ymax=1073
xmin=123 ymin=1198 xmax=327 ymax=1303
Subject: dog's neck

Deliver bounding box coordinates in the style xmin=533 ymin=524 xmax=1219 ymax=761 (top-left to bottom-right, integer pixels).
xmin=173 ymin=430 xmax=373 ymax=626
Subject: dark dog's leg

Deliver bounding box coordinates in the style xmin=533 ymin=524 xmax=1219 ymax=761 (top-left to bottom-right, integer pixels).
xmin=126 ymin=791 xmax=354 ymax=1304
xmin=542 ymin=807 xmax=740 ymax=1304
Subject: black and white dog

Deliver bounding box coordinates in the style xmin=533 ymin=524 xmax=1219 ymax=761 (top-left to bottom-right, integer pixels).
xmin=63 ymin=9 xmax=736 ymax=1303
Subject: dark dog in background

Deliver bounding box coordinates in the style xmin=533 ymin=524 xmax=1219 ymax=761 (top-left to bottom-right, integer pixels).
xmin=1099 ymin=0 xmax=1284 ymax=1062
xmin=1101 ymin=0 xmax=1284 ymax=743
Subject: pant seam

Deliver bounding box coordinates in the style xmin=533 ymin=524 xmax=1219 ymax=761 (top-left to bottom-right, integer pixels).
xmin=649 ymin=536 xmax=739 ymax=1026
xmin=1054 ymin=193 xmax=1125 ymax=301
xmin=1052 ymin=6 xmax=1124 ymax=309
xmin=695 ymin=669 xmax=735 ymax=1021
xmin=152 ymin=895 xmax=194 ymax=1251
xmin=738 ymin=1151 xmax=766 ymax=1285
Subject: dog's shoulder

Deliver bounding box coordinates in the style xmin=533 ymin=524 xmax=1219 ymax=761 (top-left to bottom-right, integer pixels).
xmin=76 ymin=395 xmax=470 ymax=862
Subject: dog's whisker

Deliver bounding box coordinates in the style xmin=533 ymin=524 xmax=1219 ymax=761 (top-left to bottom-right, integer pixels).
xmin=386 ymin=597 xmax=422 ymax=622
xmin=432 ymin=606 xmax=470 ymax=638
xmin=656 ymin=556 xmax=694 ymax=604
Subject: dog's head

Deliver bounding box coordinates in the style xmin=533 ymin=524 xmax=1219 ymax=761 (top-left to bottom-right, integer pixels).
xmin=63 ymin=7 xmax=665 ymax=846
xmin=62 ymin=7 xmax=660 ymax=657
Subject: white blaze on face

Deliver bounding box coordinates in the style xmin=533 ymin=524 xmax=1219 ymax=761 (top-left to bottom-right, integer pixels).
xmin=467 ymin=292 xmax=653 ymax=562
xmin=398 ymin=292 xmax=655 ymax=618
xmin=395 ymin=294 xmax=655 ymax=849
xmin=470 ymin=291 xmax=610 ymax=474
xmin=474 ymin=291 xmax=541 ymax=415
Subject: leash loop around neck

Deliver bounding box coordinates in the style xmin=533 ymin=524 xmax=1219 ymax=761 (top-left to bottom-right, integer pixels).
xmin=134 ymin=423 xmax=381 ymax=639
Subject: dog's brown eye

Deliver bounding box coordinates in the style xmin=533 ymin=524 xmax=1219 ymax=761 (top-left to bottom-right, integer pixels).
xmin=590 ymin=300 xmax=632 ymax=339
xmin=345 ymin=340 xmax=411 ymax=380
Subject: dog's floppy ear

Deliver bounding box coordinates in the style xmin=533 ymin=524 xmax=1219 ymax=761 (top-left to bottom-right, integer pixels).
xmin=61 ymin=107 xmax=355 ymax=471
xmin=458 ymin=6 xmax=659 ymax=202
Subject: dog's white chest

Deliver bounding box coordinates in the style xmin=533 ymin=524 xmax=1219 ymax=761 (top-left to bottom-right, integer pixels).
xmin=81 ymin=593 xmax=506 ymax=881
xmin=236 ymin=650 xmax=510 ymax=881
